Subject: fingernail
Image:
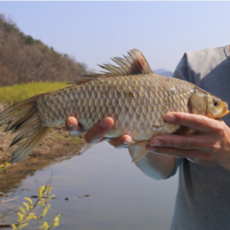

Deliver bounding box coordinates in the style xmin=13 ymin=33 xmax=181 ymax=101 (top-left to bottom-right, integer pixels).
xmin=67 ymin=117 xmax=74 ymax=127
xmin=123 ymin=136 xmax=132 ymax=145
xmin=100 ymin=119 xmax=112 ymax=129
xmin=150 ymin=139 xmax=162 ymax=146
xmin=164 ymin=113 xmax=175 ymax=122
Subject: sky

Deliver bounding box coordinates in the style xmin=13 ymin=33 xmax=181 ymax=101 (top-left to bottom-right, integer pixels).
xmin=0 ymin=1 xmax=230 ymax=72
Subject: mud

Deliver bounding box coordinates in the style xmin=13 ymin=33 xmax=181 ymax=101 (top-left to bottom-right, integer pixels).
xmin=0 ymin=124 xmax=88 ymax=165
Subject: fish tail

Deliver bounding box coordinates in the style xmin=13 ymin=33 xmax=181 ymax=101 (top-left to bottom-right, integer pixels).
xmin=0 ymin=96 xmax=51 ymax=163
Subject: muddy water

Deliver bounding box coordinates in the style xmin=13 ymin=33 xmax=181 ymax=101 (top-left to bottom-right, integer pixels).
xmin=0 ymin=142 xmax=178 ymax=230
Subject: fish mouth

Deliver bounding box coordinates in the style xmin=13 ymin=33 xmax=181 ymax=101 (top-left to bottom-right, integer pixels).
xmin=222 ymin=107 xmax=229 ymax=117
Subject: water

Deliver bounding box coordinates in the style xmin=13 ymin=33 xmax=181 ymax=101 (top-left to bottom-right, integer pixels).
xmin=0 ymin=142 xmax=178 ymax=230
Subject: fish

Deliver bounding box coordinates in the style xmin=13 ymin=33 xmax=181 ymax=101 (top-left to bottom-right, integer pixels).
xmin=0 ymin=49 xmax=229 ymax=163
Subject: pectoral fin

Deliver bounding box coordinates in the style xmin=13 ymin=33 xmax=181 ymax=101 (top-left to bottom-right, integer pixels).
xmin=128 ymin=141 xmax=149 ymax=163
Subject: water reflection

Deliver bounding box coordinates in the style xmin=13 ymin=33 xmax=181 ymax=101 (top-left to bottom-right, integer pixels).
xmin=0 ymin=144 xmax=90 ymax=194
xmin=0 ymin=142 xmax=178 ymax=230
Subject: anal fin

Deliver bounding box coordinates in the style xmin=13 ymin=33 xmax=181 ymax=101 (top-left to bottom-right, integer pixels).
xmin=128 ymin=141 xmax=149 ymax=163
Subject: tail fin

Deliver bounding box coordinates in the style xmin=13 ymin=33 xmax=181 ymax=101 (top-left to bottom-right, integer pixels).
xmin=0 ymin=96 xmax=51 ymax=163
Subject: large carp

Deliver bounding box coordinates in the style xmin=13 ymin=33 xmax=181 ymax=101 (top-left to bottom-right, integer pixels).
xmin=0 ymin=49 xmax=228 ymax=163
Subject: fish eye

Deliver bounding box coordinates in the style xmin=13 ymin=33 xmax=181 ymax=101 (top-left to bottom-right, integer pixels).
xmin=213 ymin=98 xmax=219 ymax=107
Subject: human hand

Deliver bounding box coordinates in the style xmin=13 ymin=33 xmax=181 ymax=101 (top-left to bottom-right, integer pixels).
xmin=146 ymin=112 xmax=230 ymax=169
xmin=65 ymin=116 xmax=132 ymax=148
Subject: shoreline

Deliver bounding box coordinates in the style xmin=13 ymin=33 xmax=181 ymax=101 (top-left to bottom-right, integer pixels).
xmin=0 ymin=124 xmax=88 ymax=165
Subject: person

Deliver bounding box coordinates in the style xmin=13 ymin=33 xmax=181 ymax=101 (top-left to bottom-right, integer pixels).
xmin=65 ymin=45 xmax=230 ymax=230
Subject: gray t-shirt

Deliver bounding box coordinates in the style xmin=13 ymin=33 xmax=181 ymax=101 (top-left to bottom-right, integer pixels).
xmin=170 ymin=45 xmax=230 ymax=230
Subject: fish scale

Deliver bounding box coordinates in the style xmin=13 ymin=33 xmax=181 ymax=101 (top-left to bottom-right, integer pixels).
xmin=0 ymin=49 xmax=228 ymax=163
xmin=37 ymin=74 xmax=193 ymax=140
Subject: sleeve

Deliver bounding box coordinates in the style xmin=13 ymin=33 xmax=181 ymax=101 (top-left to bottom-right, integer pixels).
xmin=166 ymin=158 xmax=183 ymax=178
xmin=172 ymin=53 xmax=192 ymax=83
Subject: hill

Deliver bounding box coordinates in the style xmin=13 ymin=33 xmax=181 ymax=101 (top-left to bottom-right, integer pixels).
xmin=0 ymin=14 xmax=87 ymax=86
xmin=153 ymin=68 xmax=173 ymax=77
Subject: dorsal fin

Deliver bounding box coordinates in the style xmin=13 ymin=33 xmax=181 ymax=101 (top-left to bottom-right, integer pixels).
xmin=70 ymin=49 xmax=153 ymax=85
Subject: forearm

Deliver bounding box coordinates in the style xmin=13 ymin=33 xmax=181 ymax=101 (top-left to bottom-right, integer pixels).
xmin=129 ymin=148 xmax=176 ymax=180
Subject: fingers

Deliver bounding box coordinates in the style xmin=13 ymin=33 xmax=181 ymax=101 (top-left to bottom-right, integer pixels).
xmin=65 ymin=116 xmax=114 ymax=143
xmin=150 ymin=134 xmax=207 ymax=150
xmin=146 ymin=145 xmax=213 ymax=160
xmin=164 ymin=112 xmax=222 ymax=132
xmin=107 ymin=134 xmax=132 ymax=148
xmin=65 ymin=116 xmax=133 ymax=148
xmin=85 ymin=117 xmax=114 ymax=144
xmin=65 ymin=116 xmax=84 ymax=136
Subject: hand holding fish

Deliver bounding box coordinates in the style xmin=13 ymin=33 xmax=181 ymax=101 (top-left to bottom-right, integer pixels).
xmin=65 ymin=115 xmax=177 ymax=179
xmin=65 ymin=116 xmax=132 ymax=148
xmin=146 ymin=112 xmax=230 ymax=170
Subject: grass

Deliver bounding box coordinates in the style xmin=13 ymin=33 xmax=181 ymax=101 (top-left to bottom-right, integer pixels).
xmin=0 ymin=81 xmax=68 ymax=104
xmin=73 ymin=136 xmax=85 ymax=144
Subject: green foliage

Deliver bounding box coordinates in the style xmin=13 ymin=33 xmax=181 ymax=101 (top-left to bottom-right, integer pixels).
xmin=0 ymin=161 xmax=11 ymax=174
xmin=19 ymin=33 xmax=41 ymax=45
xmin=0 ymin=15 xmax=17 ymax=34
xmin=12 ymin=185 xmax=61 ymax=230
xmin=23 ymin=35 xmax=35 ymax=45
xmin=0 ymin=81 xmax=68 ymax=104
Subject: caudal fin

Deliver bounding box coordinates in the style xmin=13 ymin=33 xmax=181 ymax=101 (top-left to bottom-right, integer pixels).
xmin=0 ymin=96 xmax=51 ymax=163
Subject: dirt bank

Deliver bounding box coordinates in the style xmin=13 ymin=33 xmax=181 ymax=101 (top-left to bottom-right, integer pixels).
xmin=0 ymin=124 xmax=87 ymax=165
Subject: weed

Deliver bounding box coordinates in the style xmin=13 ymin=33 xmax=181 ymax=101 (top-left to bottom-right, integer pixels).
xmin=53 ymin=134 xmax=65 ymax=140
xmin=12 ymin=181 xmax=61 ymax=229
xmin=73 ymin=136 xmax=85 ymax=145
xmin=0 ymin=162 xmax=11 ymax=174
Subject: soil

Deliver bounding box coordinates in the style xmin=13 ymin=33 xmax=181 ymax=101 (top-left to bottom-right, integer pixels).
xmin=0 ymin=124 xmax=88 ymax=165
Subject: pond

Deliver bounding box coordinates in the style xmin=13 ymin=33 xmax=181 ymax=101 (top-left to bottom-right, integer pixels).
xmin=0 ymin=142 xmax=178 ymax=230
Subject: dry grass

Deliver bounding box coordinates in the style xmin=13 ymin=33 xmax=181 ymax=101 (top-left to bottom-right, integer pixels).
xmin=0 ymin=102 xmax=8 ymax=112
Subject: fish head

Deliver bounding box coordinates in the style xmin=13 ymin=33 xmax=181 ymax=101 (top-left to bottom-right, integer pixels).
xmin=189 ymin=88 xmax=229 ymax=119
xmin=206 ymin=94 xmax=229 ymax=119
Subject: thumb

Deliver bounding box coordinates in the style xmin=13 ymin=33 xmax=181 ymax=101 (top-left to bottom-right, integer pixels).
xmin=65 ymin=116 xmax=83 ymax=136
